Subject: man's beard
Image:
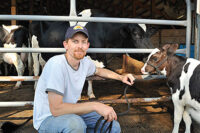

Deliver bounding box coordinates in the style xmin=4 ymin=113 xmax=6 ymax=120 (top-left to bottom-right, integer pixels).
xmin=74 ymin=48 xmax=86 ymax=60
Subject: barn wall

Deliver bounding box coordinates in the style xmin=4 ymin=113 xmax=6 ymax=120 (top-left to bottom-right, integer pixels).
xmin=151 ymin=29 xmax=186 ymax=47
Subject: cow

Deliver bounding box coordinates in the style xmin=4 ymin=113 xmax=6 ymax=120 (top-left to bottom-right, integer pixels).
xmin=141 ymin=43 xmax=200 ymax=133
xmin=30 ymin=9 xmax=157 ymax=99
xmin=0 ymin=25 xmax=32 ymax=89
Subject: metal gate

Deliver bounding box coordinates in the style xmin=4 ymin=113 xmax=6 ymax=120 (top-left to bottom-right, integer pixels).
xmin=0 ymin=0 xmax=192 ymax=107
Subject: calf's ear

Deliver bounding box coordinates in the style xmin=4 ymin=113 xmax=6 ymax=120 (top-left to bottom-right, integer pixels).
xmin=162 ymin=44 xmax=179 ymax=56
xmin=162 ymin=44 xmax=171 ymax=51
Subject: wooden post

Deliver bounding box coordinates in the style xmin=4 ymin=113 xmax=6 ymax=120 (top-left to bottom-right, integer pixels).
xmin=11 ymin=0 xmax=16 ymax=25
xmin=122 ymin=54 xmax=126 ymax=70
xmin=29 ymin=0 xmax=33 ymax=23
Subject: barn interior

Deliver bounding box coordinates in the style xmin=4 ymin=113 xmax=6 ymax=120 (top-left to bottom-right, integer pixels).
xmin=0 ymin=0 xmax=199 ymax=133
xmin=0 ymin=0 xmax=187 ymax=19
xmin=0 ymin=0 xmax=197 ymax=51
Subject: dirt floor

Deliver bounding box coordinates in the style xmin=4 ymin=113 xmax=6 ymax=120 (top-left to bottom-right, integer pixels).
xmin=0 ymin=57 xmax=199 ymax=133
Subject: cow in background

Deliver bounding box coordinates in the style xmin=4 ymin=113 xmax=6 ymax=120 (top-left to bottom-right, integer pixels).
xmin=79 ymin=9 xmax=156 ymax=62
xmin=0 ymin=25 xmax=32 ymax=89
xmin=141 ymin=44 xmax=200 ymax=133
xmin=30 ymin=9 xmax=157 ymax=99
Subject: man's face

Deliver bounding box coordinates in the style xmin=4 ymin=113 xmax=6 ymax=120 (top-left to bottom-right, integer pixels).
xmin=63 ymin=32 xmax=89 ymax=60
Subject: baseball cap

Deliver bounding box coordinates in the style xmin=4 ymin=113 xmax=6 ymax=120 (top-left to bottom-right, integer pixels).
xmin=64 ymin=25 xmax=89 ymax=40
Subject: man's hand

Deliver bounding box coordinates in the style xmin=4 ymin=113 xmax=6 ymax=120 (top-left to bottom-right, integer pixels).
xmin=94 ymin=102 xmax=117 ymax=122
xmin=121 ymin=74 xmax=135 ymax=86
xmin=95 ymin=68 xmax=135 ymax=86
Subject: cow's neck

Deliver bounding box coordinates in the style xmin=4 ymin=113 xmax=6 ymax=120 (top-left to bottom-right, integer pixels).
xmin=166 ymin=55 xmax=187 ymax=93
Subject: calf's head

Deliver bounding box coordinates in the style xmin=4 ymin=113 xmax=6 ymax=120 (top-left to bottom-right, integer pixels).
xmin=141 ymin=44 xmax=179 ymax=75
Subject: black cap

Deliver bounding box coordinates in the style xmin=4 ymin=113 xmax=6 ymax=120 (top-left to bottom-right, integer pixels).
xmin=64 ymin=25 xmax=89 ymax=40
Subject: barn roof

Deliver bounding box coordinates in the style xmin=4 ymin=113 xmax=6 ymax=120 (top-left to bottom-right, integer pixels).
xmin=0 ymin=0 xmax=187 ymax=23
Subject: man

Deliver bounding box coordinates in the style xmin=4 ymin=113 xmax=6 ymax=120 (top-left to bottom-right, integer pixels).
xmin=33 ymin=25 xmax=135 ymax=133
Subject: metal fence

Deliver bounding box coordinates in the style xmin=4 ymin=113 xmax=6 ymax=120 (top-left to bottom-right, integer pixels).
xmin=0 ymin=0 xmax=192 ymax=107
xmin=0 ymin=0 xmax=191 ymax=56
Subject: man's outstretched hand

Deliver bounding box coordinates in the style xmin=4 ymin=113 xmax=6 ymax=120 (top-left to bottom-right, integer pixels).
xmin=121 ymin=74 xmax=135 ymax=86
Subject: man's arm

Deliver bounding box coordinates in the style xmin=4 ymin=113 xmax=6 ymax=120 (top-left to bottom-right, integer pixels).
xmin=95 ymin=68 xmax=135 ymax=86
xmin=48 ymin=92 xmax=117 ymax=122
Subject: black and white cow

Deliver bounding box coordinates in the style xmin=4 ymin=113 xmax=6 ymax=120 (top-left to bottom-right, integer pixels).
xmin=30 ymin=9 xmax=156 ymax=98
xmin=141 ymin=44 xmax=200 ymax=133
xmin=0 ymin=25 xmax=32 ymax=89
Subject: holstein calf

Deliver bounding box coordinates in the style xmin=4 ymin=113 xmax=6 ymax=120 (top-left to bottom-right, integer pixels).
xmin=141 ymin=44 xmax=200 ymax=133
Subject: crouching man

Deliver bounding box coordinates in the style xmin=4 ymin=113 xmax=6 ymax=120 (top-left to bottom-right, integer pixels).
xmin=33 ymin=25 xmax=135 ymax=133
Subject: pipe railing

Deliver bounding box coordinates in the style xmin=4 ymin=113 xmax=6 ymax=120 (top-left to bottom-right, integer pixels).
xmin=0 ymin=0 xmax=192 ymax=57
xmin=0 ymin=15 xmax=187 ymax=26
xmin=0 ymin=96 xmax=171 ymax=107
xmin=0 ymin=48 xmax=186 ymax=54
xmin=0 ymin=75 xmax=166 ymax=81
xmin=185 ymin=0 xmax=192 ymax=57
xmin=0 ymin=0 xmax=192 ymax=106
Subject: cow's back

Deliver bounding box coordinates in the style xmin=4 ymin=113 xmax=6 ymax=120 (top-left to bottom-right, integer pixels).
xmin=30 ymin=21 xmax=70 ymax=61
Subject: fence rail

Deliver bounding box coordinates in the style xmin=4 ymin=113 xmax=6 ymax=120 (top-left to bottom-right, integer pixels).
xmin=0 ymin=48 xmax=186 ymax=54
xmin=0 ymin=0 xmax=192 ymax=107
xmin=0 ymin=15 xmax=187 ymax=26
xmin=0 ymin=96 xmax=171 ymax=107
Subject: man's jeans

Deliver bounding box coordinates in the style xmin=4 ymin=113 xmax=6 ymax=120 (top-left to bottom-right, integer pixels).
xmin=38 ymin=112 xmax=121 ymax=133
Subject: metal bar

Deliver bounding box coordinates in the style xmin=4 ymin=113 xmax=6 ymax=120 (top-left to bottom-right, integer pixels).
xmin=197 ymin=14 xmax=200 ymax=60
xmin=136 ymin=75 xmax=166 ymax=80
xmin=0 ymin=76 xmax=39 ymax=81
xmin=69 ymin=0 xmax=77 ymax=16
xmin=197 ymin=0 xmax=200 ymax=59
xmin=0 ymin=101 xmax=33 ymax=107
xmin=0 ymin=96 xmax=171 ymax=107
xmin=69 ymin=0 xmax=77 ymax=26
xmin=0 ymin=15 xmax=187 ymax=26
xmin=186 ymin=0 xmax=192 ymax=57
xmin=0 ymin=48 xmax=186 ymax=54
xmin=197 ymin=0 xmax=200 ymax=15
xmin=0 ymin=75 xmax=166 ymax=82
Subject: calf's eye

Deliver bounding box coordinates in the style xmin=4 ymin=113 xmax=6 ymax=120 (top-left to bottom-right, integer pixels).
xmin=152 ymin=57 xmax=158 ymax=62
